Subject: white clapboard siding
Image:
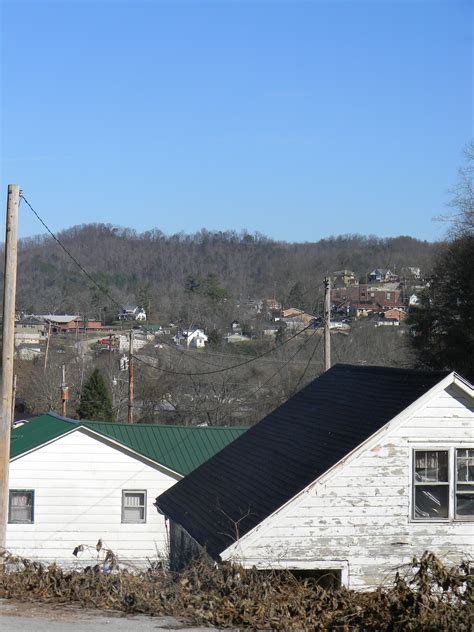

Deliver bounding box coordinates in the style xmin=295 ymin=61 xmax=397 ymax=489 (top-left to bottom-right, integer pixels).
xmin=6 ymin=429 xmax=179 ymax=567
xmin=222 ymin=382 xmax=474 ymax=589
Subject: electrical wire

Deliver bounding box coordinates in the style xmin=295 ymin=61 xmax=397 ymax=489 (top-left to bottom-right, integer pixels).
xmin=131 ymin=323 xmax=315 ymax=376
xmin=292 ymin=328 xmax=324 ymax=393
xmin=22 ymin=193 xmax=326 ymax=378
xmin=20 ymin=194 xmax=125 ymax=313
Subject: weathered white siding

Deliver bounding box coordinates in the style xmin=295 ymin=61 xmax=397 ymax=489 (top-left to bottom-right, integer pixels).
xmin=222 ymin=383 xmax=474 ymax=589
xmin=6 ymin=429 xmax=179 ymax=567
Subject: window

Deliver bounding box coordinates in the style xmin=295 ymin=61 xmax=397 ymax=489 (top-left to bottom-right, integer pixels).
xmin=456 ymin=449 xmax=474 ymax=518
xmin=9 ymin=490 xmax=34 ymax=523
xmin=414 ymin=451 xmax=449 ymax=519
xmin=122 ymin=490 xmax=146 ymax=523
xmin=413 ymin=449 xmax=474 ymax=520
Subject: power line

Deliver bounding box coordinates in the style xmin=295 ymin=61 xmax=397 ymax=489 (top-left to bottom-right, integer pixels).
xmin=22 ymin=193 xmax=325 ymax=378
xmin=20 ymin=194 xmax=124 ymax=312
xmin=131 ymin=323 xmax=316 ymax=376
xmin=292 ymin=328 xmax=324 ymax=393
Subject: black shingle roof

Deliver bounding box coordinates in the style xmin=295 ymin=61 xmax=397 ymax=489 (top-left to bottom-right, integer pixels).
xmin=155 ymin=364 xmax=449 ymax=559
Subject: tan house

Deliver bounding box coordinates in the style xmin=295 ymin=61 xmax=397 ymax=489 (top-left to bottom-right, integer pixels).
xmin=333 ymin=270 xmax=358 ymax=288
xmin=281 ymin=308 xmax=316 ymax=327
xmin=383 ymin=308 xmax=406 ymax=322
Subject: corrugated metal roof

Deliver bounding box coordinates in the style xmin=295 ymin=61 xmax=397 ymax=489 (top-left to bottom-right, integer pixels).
xmin=10 ymin=413 xmax=247 ymax=475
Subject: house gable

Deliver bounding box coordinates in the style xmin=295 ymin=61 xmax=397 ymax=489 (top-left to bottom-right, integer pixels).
xmin=220 ymin=378 xmax=473 ymax=588
xmin=7 ymin=427 xmax=178 ymax=565
xmin=11 ymin=413 xmax=246 ymax=476
xmin=155 ymin=365 xmax=451 ymax=559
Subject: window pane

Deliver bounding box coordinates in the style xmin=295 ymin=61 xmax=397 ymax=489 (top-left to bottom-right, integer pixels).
xmin=456 ymin=451 xmax=474 ymax=483
xmin=414 ymin=486 xmax=449 ymax=519
xmin=124 ymin=493 xmax=144 ymax=507
xmin=12 ymin=506 xmax=31 ymax=522
xmin=457 ymin=483 xmax=474 ymax=492
xmin=124 ymin=506 xmax=144 ymax=521
xmin=415 ymin=451 xmax=448 ymax=483
xmin=456 ymin=493 xmax=474 ymax=517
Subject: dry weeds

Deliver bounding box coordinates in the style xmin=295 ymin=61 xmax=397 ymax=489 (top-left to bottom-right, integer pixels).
xmin=0 ymin=550 xmax=472 ymax=630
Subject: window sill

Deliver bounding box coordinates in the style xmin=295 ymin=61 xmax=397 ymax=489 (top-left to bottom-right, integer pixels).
xmin=410 ymin=518 xmax=473 ymax=524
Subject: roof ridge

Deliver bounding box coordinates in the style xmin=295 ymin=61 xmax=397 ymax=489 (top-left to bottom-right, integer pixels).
xmin=43 ymin=412 xmax=247 ymax=431
xmin=84 ymin=421 xmax=248 ymax=430
xmin=331 ymin=363 xmax=450 ymax=377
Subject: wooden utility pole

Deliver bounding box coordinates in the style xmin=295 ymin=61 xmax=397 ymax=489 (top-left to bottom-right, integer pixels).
xmin=127 ymin=330 xmax=134 ymax=423
xmin=43 ymin=321 xmax=52 ymax=371
xmin=61 ymin=365 xmax=69 ymax=417
xmin=324 ymin=277 xmax=331 ymax=372
xmin=1 ymin=184 xmax=20 ymax=549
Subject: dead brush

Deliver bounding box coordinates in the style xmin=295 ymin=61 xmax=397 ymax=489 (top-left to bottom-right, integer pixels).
xmin=0 ymin=549 xmax=472 ymax=630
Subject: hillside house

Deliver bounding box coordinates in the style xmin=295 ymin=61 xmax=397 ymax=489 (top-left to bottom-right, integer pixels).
xmin=7 ymin=413 xmax=246 ymax=567
xmin=155 ymin=365 xmax=473 ymax=590
xmin=224 ymin=332 xmax=252 ymax=344
xmin=333 ymin=270 xmax=358 ymax=288
xmin=173 ymin=329 xmax=208 ymax=349
xmin=368 ymin=269 xmax=398 ymax=283
xmin=118 ymin=307 xmax=147 ymax=322
xmin=38 ymin=315 xmax=103 ymax=333
xmin=281 ymin=308 xmax=316 ymax=328
xmin=382 ymin=308 xmax=406 ymax=322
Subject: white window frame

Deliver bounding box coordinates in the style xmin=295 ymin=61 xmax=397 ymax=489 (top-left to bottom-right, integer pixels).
xmin=8 ymin=489 xmax=35 ymax=524
xmin=411 ymin=447 xmax=474 ymax=523
xmin=121 ymin=490 xmax=147 ymax=524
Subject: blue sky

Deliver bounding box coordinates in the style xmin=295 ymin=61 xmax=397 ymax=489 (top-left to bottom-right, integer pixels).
xmin=1 ymin=0 xmax=472 ymax=242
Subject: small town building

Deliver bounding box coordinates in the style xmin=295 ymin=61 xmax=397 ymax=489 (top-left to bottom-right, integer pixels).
xmin=382 ymin=307 xmax=407 ymax=322
xmin=155 ymin=365 xmax=473 ymax=590
xmin=7 ymin=413 xmax=246 ymax=567
xmin=117 ymin=307 xmax=147 ymax=322
xmin=173 ymin=329 xmax=208 ymax=349
xmin=224 ymin=332 xmax=251 ymax=344
xmin=332 ymin=270 xmax=358 ymax=288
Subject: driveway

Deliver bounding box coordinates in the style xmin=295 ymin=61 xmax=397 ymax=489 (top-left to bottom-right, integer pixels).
xmin=0 ymin=599 xmax=222 ymax=631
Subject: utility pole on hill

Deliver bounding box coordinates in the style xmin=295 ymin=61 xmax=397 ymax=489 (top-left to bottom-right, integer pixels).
xmin=128 ymin=330 xmax=134 ymax=423
xmin=324 ymin=277 xmax=331 ymax=372
xmin=61 ymin=365 xmax=69 ymax=417
xmin=1 ymin=184 xmax=20 ymax=549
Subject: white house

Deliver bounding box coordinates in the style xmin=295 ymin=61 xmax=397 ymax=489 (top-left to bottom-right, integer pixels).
xmin=224 ymin=332 xmax=251 ymax=344
xmin=173 ymin=329 xmax=208 ymax=349
xmin=156 ymin=365 xmax=474 ymax=589
xmin=7 ymin=413 xmax=246 ymax=567
xmin=118 ymin=307 xmax=147 ymax=322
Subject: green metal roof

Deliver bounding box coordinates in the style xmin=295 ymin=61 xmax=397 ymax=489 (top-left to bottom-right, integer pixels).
xmin=10 ymin=413 xmax=248 ymax=476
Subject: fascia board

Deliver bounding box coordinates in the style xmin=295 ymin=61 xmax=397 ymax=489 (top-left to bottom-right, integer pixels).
xmin=9 ymin=426 xmax=80 ymax=462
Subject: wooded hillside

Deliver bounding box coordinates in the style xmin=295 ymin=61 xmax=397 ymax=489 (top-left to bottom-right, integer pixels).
xmin=5 ymin=225 xmax=438 ymax=322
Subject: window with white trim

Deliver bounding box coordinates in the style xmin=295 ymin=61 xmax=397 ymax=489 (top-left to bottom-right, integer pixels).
xmin=122 ymin=490 xmax=146 ymax=523
xmin=456 ymin=449 xmax=474 ymax=517
xmin=413 ymin=449 xmax=474 ymax=520
xmin=9 ymin=490 xmax=34 ymax=523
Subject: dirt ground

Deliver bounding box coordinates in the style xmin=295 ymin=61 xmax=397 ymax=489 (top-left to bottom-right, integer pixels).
xmin=0 ymin=599 xmax=224 ymax=631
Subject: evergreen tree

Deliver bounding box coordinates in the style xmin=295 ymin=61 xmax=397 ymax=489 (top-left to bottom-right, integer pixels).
xmin=77 ymin=368 xmax=113 ymax=421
